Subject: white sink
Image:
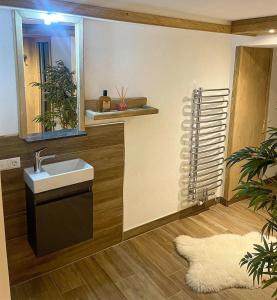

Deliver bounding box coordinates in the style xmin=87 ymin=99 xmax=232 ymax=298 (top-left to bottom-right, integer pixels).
xmin=24 ymin=159 xmax=94 ymax=194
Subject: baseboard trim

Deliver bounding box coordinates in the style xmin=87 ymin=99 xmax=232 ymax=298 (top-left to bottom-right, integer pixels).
xmin=123 ymin=197 xmax=226 ymax=240
xmin=123 ymin=212 xmax=180 ymax=240
xmin=221 ymin=196 xmax=247 ymax=207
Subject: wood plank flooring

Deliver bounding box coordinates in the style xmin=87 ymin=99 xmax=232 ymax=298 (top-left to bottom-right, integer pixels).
xmin=11 ymin=200 xmax=276 ymax=300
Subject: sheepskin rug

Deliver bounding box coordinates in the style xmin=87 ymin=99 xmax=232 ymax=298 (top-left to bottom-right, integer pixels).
xmin=175 ymin=232 xmax=276 ymax=293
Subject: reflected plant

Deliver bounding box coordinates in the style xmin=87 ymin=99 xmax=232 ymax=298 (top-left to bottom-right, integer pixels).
xmin=32 ymin=60 xmax=78 ymax=131
xmin=226 ymin=127 xmax=277 ymax=298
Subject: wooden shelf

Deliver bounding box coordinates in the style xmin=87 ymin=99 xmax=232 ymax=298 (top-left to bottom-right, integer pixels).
xmin=86 ymin=105 xmax=159 ymax=120
xmin=85 ymin=97 xmax=158 ymax=121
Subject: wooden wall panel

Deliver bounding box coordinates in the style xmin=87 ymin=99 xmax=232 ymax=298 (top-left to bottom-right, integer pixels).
xmin=0 ymin=0 xmax=231 ymax=34
xmin=225 ymin=47 xmax=273 ymax=200
xmin=232 ymin=15 xmax=277 ymax=35
xmin=0 ymin=123 xmax=124 ymax=284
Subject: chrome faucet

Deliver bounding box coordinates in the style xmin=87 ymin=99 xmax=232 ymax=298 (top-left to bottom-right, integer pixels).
xmin=34 ymin=147 xmax=56 ymax=173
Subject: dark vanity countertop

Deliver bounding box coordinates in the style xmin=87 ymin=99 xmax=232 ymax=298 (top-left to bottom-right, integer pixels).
xmin=24 ymin=129 xmax=87 ymax=143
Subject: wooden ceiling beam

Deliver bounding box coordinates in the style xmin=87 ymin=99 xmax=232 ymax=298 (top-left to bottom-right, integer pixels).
xmin=232 ymin=15 xmax=277 ymax=35
xmin=0 ymin=0 xmax=231 ymax=34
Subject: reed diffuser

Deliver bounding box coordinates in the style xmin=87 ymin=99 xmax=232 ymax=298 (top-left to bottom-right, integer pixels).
xmin=116 ymin=86 xmax=128 ymax=111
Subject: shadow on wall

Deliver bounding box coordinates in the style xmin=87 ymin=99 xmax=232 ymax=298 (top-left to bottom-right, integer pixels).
xmin=178 ymin=96 xmax=193 ymax=210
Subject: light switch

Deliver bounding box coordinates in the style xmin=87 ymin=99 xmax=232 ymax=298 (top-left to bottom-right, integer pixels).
xmin=0 ymin=157 xmax=21 ymax=171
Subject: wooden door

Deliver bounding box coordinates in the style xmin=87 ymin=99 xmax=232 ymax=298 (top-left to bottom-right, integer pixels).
xmin=23 ymin=37 xmax=42 ymax=134
xmin=225 ymin=46 xmax=273 ymax=200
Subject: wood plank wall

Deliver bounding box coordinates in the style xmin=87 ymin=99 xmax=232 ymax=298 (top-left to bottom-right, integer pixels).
xmin=0 ymin=123 xmax=124 ymax=284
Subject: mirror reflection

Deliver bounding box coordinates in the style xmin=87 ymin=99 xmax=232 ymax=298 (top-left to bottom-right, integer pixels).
xmin=22 ymin=18 xmax=77 ymax=134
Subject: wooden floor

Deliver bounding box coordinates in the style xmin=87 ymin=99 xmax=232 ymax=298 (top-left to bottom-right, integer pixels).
xmin=11 ymin=200 xmax=275 ymax=300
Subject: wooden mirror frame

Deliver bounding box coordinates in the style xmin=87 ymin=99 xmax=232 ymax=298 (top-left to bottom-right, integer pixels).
xmin=13 ymin=9 xmax=84 ymax=139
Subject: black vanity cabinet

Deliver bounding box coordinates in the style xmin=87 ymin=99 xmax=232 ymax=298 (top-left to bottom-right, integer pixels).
xmin=26 ymin=181 xmax=93 ymax=256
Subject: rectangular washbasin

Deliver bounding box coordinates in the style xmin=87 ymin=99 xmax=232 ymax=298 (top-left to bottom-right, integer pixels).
xmin=24 ymin=159 xmax=94 ymax=194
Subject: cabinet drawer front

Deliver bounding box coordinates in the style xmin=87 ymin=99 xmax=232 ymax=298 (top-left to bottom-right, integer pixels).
xmin=34 ymin=181 xmax=93 ymax=205
xmin=35 ymin=191 xmax=93 ymax=256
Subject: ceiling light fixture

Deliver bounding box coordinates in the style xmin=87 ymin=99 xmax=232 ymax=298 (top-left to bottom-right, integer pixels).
xmin=39 ymin=13 xmax=65 ymax=25
xmin=269 ymin=29 xmax=276 ymax=34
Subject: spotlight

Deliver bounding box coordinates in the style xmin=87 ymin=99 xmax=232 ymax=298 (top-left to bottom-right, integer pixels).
xmin=40 ymin=13 xmax=65 ymax=25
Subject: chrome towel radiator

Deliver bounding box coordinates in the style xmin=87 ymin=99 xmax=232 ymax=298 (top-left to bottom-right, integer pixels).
xmin=183 ymin=88 xmax=230 ymax=205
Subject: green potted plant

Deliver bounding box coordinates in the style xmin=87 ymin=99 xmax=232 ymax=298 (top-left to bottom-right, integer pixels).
xmin=32 ymin=60 xmax=78 ymax=131
xmin=226 ymin=127 xmax=277 ymax=298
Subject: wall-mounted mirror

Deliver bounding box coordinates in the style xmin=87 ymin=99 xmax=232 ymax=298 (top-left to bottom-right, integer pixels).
xmin=14 ymin=10 xmax=84 ymax=141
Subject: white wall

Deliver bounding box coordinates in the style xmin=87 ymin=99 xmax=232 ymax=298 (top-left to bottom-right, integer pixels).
xmin=231 ymin=33 xmax=277 ymax=48
xmin=84 ymin=19 xmax=231 ymax=230
xmin=51 ymin=36 xmax=75 ymax=70
xmin=0 ymin=9 xmax=18 ymax=136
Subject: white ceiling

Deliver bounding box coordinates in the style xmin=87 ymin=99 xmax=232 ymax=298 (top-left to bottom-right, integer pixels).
xmin=67 ymin=0 xmax=277 ymax=24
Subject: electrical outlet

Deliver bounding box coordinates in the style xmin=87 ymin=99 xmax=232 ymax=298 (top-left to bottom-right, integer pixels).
xmin=0 ymin=157 xmax=21 ymax=171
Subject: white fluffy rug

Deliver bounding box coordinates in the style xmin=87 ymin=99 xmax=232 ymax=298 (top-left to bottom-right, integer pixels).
xmin=175 ymin=232 xmax=275 ymax=293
